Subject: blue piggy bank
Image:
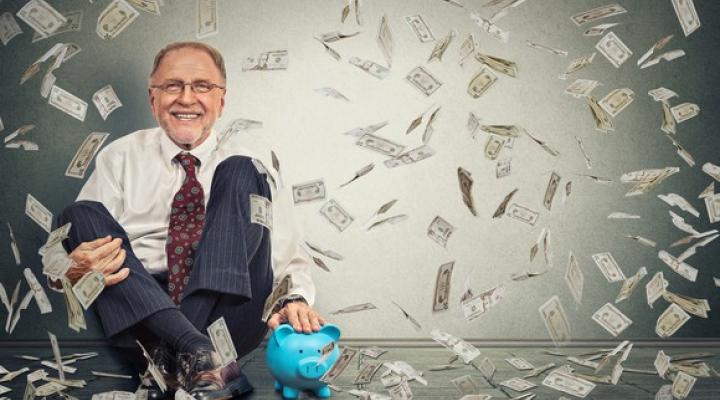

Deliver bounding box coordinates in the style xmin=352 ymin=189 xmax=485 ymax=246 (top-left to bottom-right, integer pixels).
xmin=266 ymin=323 xmax=341 ymax=399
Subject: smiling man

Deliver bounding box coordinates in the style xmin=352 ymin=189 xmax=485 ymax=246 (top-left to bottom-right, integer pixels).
xmin=45 ymin=42 xmax=323 ymax=399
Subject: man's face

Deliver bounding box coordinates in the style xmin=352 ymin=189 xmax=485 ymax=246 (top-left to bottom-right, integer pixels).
xmin=149 ymin=47 xmax=225 ymax=150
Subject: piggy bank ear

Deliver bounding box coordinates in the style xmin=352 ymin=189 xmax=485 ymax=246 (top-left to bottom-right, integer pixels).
xmin=319 ymin=324 xmax=341 ymax=341
xmin=273 ymin=324 xmax=294 ymax=346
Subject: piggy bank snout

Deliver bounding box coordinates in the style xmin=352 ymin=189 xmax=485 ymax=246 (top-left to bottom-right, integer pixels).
xmin=298 ymin=357 xmax=328 ymax=379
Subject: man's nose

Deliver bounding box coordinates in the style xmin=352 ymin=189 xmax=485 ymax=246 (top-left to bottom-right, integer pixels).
xmin=176 ymin=84 xmax=197 ymax=104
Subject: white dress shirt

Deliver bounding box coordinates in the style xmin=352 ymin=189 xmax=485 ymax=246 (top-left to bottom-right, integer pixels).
xmin=48 ymin=127 xmax=315 ymax=305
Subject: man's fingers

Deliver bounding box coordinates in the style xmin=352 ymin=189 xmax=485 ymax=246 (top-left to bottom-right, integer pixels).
xmin=82 ymin=235 xmax=113 ymax=250
xmin=267 ymin=314 xmax=281 ymax=329
xmin=297 ymin=307 xmax=314 ymax=333
xmin=286 ymin=306 xmax=302 ymax=332
xmin=90 ymin=238 xmax=123 ymax=261
xmin=101 ymin=249 xmax=126 ymax=275
xmin=105 ymin=267 xmax=130 ymax=286
xmin=308 ymin=310 xmax=322 ymax=331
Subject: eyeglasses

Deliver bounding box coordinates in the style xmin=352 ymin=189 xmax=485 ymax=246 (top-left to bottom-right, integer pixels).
xmin=150 ymin=80 xmax=225 ymax=94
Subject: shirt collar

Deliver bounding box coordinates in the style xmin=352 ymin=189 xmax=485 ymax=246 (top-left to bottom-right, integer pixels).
xmin=159 ymin=127 xmax=218 ymax=167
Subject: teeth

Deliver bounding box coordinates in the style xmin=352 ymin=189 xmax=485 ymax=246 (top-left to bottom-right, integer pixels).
xmin=173 ymin=113 xmax=200 ymax=120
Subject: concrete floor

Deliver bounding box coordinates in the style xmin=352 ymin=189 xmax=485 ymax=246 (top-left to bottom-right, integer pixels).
xmin=1 ymin=343 xmax=719 ymax=399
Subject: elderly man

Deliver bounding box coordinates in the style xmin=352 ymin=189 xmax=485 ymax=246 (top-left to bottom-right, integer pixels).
xmin=45 ymin=42 xmax=323 ymax=399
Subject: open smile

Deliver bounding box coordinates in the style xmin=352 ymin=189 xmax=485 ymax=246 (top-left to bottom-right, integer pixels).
xmin=171 ymin=111 xmax=203 ymax=121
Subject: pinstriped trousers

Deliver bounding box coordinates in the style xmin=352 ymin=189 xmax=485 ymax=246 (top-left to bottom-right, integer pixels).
xmin=59 ymin=156 xmax=273 ymax=358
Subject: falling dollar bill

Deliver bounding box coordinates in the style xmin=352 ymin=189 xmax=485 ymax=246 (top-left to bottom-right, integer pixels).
xmin=571 ymin=3 xmax=627 ymax=26
xmin=330 ymin=303 xmax=376 ymax=315
xmin=261 ymin=274 xmax=292 ymax=322
xmin=17 ymin=0 xmax=66 ymax=38
xmin=496 ymin=158 xmax=511 ymax=178
xmin=348 ymin=57 xmax=389 ymax=79
xmin=384 ymin=145 xmax=435 ymax=168
xmin=461 ymin=285 xmax=504 ymax=321
xmin=672 ymin=371 xmax=697 ymax=399
xmin=30 ymin=9 xmax=79 ymax=42
xmin=321 ymin=347 xmax=357 ymax=383
xmin=66 ymin=132 xmax=109 ymax=179
xmin=507 ymin=203 xmax=539 ymax=226
xmin=92 ymin=85 xmax=122 ymax=120
xmin=72 ymin=270 xmax=105 ymax=310
xmin=243 ymin=50 xmax=288 ymax=71
xmin=484 ymin=135 xmax=505 ymax=160
xmin=656 ymin=303 xmax=690 ymax=338
xmin=596 ymin=32 xmax=633 ymax=68
xmin=539 ymin=295 xmax=571 ymax=346
xmin=469 ymin=12 xmax=509 ymax=42
xmin=584 ymin=22 xmax=621 ymax=36
xmin=96 ymin=0 xmax=139 ymax=40
xmin=616 ymin=266 xmax=647 ymax=303
xmin=591 ymin=252 xmax=625 ymax=282
xmin=249 ymin=194 xmax=272 ymax=231
xmin=0 ymin=12 xmax=23 ymax=46
xmin=355 ymin=133 xmax=405 ymax=157
xmin=599 ymin=88 xmax=634 ymax=117
xmin=315 ymin=87 xmax=349 ymax=102
xmin=49 ymin=85 xmax=87 ymax=122
xmin=527 ymin=40 xmax=567 ymax=57
xmin=671 ymin=0 xmax=700 ymax=37
xmin=500 ymin=377 xmax=536 ymax=392
xmin=433 ymin=261 xmax=454 ymax=312
xmin=61 ymin=277 xmax=86 ymax=332
xmin=502 ymin=359 xmax=533 ymax=374
xmin=6 ymin=223 xmax=21 ymax=265
xmin=451 ymin=375 xmax=479 ymax=394
xmin=406 ymin=66 xmax=442 ymax=97
xmin=427 ymin=216 xmax=454 ymax=247
xmin=457 ymin=167 xmax=477 ymax=216
xmin=23 ymin=268 xmax=52 ymax=314
xmin=208 ymin=317 xmax=237 ymax=368
xmin=467 ymin=66 xmax=498 ymax=98
xmin=658 ymin=250 xmax=697 ymax=282
xmin=559 ymin=53 xmax=596 ymax=80
xmin=376 ymin=14 xmax=393 ymax=67
xmin=196 ymin=0 xmax=218 ymax=38
xmin=564 ymin=79 xmax=601 ymax=98
xmin=671 ymin=103 xmax=700 ymax=123
xmin=320 ymin=199 xmax=354 ymax=232
xmin=404 ymin=14 xmax=435 ymax=42
xmin=542 ymin=367 xmax=596 ymax=398
xmin=544 ymin=172 xmax=561 ymax=210
xmin=26 ymin=193 xmax=53 ymax=233
xmin=565 ymin=252 xmax=583 ymax=304
xmin=428 ymin=30 xmax=456 ymax=62
xmin=430 ymin=329 xmax=481 ymax=363
xmin=493 ymin=188 xmax=518 ymax=218
xmin=292 ymin=179 xmax=326 ymax=204
xmin=592 ymin=303 xmax=632 ymax=336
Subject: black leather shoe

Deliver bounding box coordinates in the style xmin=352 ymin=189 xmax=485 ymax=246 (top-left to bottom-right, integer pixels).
xmin=138 ymin=344 xmax=179 ymax=400
xmin=178 ymin=350 xmax=253 ymax=400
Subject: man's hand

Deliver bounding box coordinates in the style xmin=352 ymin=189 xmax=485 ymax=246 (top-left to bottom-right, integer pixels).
xmin=267 ymin=301 xmax=326 ymax=333
xmin=66 ymin=235 xmax=130 ymax=286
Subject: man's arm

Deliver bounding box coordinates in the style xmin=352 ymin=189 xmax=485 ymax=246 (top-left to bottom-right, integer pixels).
xmin=42 ymin=146 xmax=130 ymax=288
xmin=259 ymin=152 xmax=323 ymax=332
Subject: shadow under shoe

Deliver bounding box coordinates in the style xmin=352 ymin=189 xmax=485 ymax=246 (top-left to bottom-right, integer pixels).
xmin=178 ymin=350 xmax=253 ymax=400
xmin=138 ymin=344 xmax=179 ymax=400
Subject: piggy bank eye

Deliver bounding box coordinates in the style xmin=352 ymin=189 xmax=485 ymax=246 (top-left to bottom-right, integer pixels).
xmin=298 ymin=350 xmax=303 ymax=354
xmin=317 ymin=350 xmax=321 ymax=353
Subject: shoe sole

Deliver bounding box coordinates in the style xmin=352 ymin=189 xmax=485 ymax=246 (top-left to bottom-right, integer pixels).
xmin=191 ymin=376 xmax=254 ymax=400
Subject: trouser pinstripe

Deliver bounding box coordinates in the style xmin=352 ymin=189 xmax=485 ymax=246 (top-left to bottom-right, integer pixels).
xmin=59 ymin=155 xmax=273 ymax=359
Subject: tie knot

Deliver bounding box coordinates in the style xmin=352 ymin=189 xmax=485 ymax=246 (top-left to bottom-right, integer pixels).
xmin=175 ymin=153 xmax=199 ymax=173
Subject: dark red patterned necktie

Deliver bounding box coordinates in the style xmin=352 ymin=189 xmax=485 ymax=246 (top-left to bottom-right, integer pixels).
xmin=166 ymin=153 xmax=205 ymax=304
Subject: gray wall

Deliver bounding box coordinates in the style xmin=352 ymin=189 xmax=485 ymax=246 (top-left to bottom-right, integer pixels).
xmin=1 ymin=0 xmax=719 ymax=342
